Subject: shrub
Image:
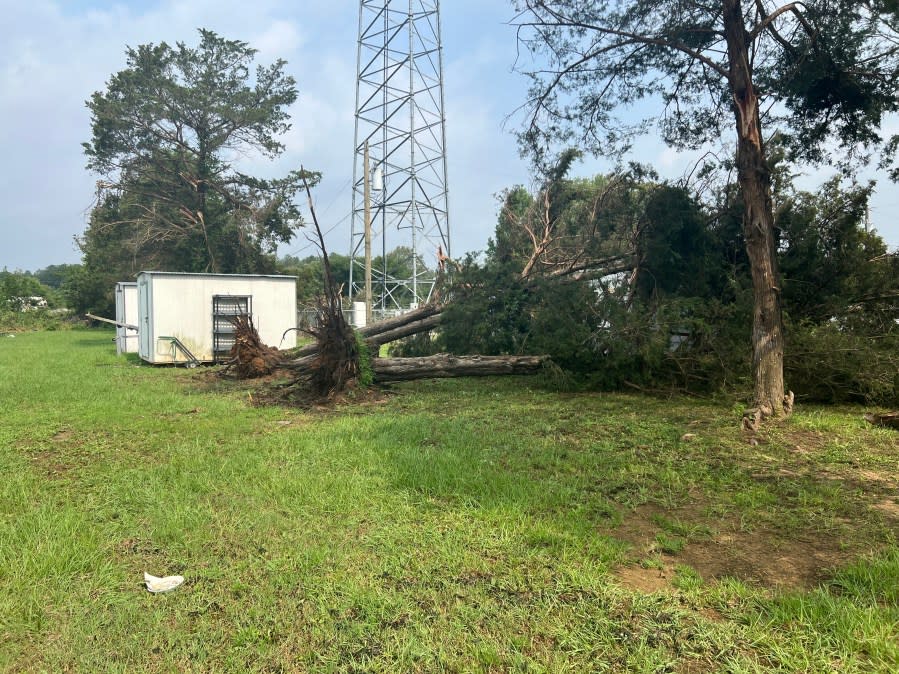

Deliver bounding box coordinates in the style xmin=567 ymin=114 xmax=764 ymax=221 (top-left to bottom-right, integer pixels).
xmin=785 ymin=319 xmax=899 ymax=406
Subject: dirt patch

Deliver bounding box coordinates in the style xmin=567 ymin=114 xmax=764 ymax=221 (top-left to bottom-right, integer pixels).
xmin=30 ymin=450 xmax=75 ymax=478
xmin=677 ymin=531 xmax=845 ymax=589
xmin=810 ymin=467 xmax=899 ymax=493
xmin=612 ymin=502 xmax=850 ymax=591
xmin=616 ymin=564 xmax=673 ymax=593
xmin=782 ymin=429 xmax=829 ymax=454
xmin=873 ymin=497 xmax=899 ymax=519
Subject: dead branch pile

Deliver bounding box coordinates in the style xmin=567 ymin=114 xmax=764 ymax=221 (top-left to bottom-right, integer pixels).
xmin=222 ymin=314 xmax=282 ymax=378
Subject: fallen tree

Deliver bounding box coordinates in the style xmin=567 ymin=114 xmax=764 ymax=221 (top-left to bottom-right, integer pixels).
xmin=220 ymin=171 xmax=549 ymax=400
xmin=222 ymin=314 xmax=282 ymax=378
xmin=287 ymin=303 xmax=444 ymax=360
xmin=224 ymin=305 xmax=549 ymax=389
xmin=371 ymin=354 xmax=549 ymax=382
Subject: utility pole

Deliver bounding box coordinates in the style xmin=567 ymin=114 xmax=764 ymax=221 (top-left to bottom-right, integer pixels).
xmin=363 ymin=141 xmax=373 ymax=324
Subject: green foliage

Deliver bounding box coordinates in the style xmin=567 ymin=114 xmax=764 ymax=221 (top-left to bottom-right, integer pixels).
xmin=440 ymin=160 xmax=753 ymax=393
xmin=785 ymin=320 xmax=899 ymax=405
xmin=277 ymin=253 xmax=349 ymax=306
xmin=634 ymin=185 xmax=726 ymax=301
xmin=0 ymin=308 xmax=74 ymax=333
xmin=278 ymin=246 xmax=434 ymax=308
xmin=514 ymin=1 xmax=899 ymax=412
xmin=0 ymin=270 xmax=75 ymax=331
xmin=34 ymin=264 xmax=80 ymax=290
xmin=355 ymin=330 xmax=374 ymax=388
xmin=0 ymin=270 xmax=51 ymax=309
xmin=440 ymin=258 xmax=534 ymax=357
xmin=60 ymin=263 xmax=114 ymax=317
xmin=515 ymin=1 xmax=899 ymax=176
xmin=444 ymin=162 xmax=897 ymax=403
xmin=779 ymin=179 xmax=899 ymax=330
xmin=81 ymin=29 xmax=317 ymax=286
xmin=768 ymin=3 xmax=899 ymax=167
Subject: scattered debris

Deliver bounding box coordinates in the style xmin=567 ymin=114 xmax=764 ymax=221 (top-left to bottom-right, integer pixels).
xmin=144 ymin=572 xmax=184 ymax=594
xmin=864 ymin=412 xmax=899 ymax=430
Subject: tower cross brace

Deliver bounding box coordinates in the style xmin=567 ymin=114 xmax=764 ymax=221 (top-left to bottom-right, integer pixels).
xmin=349 ymin=0 xmax=451 ymax=315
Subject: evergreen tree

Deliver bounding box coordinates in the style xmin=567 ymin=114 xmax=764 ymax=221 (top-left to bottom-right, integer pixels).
xmin=81 ymin=29 xmax=318 ymax=295
xmin=514 ymin=1 xmax=899 ymax=421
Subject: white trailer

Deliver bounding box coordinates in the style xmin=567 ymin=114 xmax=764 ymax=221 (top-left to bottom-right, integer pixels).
xmin=114 ymin=282 xmax=139 ymax=355
xmin=136 ymin=272 xmax=297 ymax=365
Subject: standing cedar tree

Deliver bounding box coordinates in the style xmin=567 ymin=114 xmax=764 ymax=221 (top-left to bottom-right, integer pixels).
xmin=513 ymin=1 xmax=899 ymax=426
xmin=82 ymin=29 xmax=318 ymax=280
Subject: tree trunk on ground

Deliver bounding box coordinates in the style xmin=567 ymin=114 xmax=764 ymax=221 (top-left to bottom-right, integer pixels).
xmin=372 ymin=354 xmax=548 ymax=382
xmin=358 ymin=303 xmax=442 ymax=338
xmin=864 ymin=412 xmax=899 ymax=429
xmin=289 ymin=304 xmax=443 ymax=361
xmin=365 ymin=314 xmax=442 ymax=350
xmin=723 ymin=0 xmax=791 ymax=428
xmin=286 ymin=353 xmax=548 ymax=383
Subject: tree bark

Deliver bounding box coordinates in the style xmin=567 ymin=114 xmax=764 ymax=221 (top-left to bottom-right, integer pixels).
xmin=371 ymin=354 xmax=548 ymax=382
xmin=358 ymin=303 xmax=442 ymax=338
xmin=723 ymin=0 xmax=790 ymax=423
xmin=864 ymin=412 xmax=899 ymax=429
xmin=365 ymin=314 xmax=442 ymax=349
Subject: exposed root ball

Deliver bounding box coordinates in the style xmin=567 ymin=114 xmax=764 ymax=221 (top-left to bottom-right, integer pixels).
xmin=223 ymin=314 xmax=282 ymax=378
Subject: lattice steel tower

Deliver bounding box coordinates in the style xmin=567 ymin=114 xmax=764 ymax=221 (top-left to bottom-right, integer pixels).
xmin=349 ymin=0 xmax=451 ymax=313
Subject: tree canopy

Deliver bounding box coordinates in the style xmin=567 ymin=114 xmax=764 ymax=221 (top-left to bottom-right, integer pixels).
xmin=514 ymin=1 xmax=899 ymax=172
xmin=513 ymin=1 xmax=899 ymax=423
xmin=80 ymin=29 xmax=316 ymax=312
xmin=433 ymin=164 xmax=898 ymax=405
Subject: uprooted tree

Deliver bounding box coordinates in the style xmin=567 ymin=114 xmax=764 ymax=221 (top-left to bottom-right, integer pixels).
xmin=221 ymin=174 xmax=550 ymax=402
xmin=424 ymin=150 xmax=898 ymax=407
xmin=513 ymin=0 xmax=899 ymax=425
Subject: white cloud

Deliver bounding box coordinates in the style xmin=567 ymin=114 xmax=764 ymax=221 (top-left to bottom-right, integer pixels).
xmin=3 ymin=1 xmax=894 ymax=272
xmin=251 ymin=19 xmax=306 ymax=58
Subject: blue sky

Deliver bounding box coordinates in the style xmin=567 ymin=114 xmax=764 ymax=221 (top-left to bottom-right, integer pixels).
xmin=1 ymin=0 xmax=897 ymax=272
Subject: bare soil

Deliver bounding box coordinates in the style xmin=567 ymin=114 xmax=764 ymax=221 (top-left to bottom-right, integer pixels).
xmin=612 ymin=501 xmax=858 ymax=591
xmin=614 ymin=461 xmax=899 ymax=593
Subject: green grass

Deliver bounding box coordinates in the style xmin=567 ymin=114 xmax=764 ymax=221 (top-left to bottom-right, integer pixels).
xmin=1 ymin=330 xmax=897 ymax=672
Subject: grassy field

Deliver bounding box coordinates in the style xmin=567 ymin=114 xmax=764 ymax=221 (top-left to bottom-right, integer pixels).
xmin=1 ymin=330 xmax=897 ymax=672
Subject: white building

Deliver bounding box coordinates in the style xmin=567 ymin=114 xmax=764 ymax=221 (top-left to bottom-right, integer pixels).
xmin=136 ymin=272 xmax=297 ymax=365
xmin=114 ymin=282 xmax=139 ymax=355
